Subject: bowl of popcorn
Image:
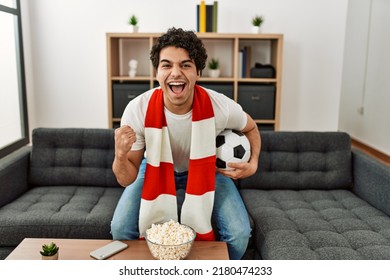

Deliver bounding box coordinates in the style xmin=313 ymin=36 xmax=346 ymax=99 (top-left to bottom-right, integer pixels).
xmin=145 ymin=219 xmax=196 ymax=260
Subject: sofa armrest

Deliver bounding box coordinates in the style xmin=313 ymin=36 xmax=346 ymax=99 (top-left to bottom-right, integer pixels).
xmin=352 ymin=148 xmax=390 ymax=216
xmin=0 ymin=146 xmax=31 ymax=208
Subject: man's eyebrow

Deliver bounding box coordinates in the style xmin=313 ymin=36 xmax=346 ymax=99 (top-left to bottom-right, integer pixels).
xmin=159 ymin=59 xmax=194 ymax=64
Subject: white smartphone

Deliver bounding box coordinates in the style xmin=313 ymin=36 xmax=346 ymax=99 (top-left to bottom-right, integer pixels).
xmin=90 ymin=241 xmax=128 ymax=260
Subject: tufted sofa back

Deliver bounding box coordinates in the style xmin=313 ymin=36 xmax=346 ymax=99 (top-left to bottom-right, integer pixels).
xmin=29 ymin=128 xmax=121 ymax=188
xmin=240 ymin=131 xmax=353 ymax=190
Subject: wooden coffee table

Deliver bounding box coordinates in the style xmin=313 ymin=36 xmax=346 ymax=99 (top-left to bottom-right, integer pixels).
xmin=5 ymin=238 xmax=229 ymax=260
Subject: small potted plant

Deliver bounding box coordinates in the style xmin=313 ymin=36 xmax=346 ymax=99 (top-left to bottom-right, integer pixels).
xmin=128 ymin=15 xmax=139 ymax=33
xmin=208 ymin=58 xmax=220 ymax=78
xmin=40 ymin=242 xmax=59 ymax=260
xmin=251 ymin=15 xmax=264 ymax=33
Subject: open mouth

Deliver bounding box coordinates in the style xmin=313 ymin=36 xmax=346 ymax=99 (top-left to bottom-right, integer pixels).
xmin=168 ymin=82 xmax=186 ymax=95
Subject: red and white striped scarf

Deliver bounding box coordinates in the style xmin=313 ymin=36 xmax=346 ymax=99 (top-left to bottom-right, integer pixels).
xmin=139 ymin=85 xmax=216 ymax=241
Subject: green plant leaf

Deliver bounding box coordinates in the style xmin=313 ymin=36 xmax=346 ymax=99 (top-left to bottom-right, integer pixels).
xmin=40 ymin=242 xmax=59 ymax=256
xmin=129 ymin=15 xmax=138 ymax=26
xmin=252 ymin=15 xmax=264 ymax=26
xmin=208 ymin=58 xmax=219 ymax=70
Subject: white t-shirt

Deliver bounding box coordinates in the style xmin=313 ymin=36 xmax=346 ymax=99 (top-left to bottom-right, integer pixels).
xmin=120 ymin=86 xmax=247 ymax=172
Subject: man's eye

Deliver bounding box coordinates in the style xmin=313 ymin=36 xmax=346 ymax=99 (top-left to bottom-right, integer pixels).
xmin=161 ymin=64 xmax=170 ymax=68
xmin=182 ymin=64 xmax=191 ymax=68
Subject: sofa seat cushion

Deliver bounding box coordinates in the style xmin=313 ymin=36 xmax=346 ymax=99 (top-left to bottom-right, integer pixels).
xmin=0 ymin=186 xmax=123 ymax=246
xmin=241 ymin=189 xmax=390 ymax=260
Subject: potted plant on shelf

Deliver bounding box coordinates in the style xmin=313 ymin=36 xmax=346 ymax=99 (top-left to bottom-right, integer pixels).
xmin=208 ymin=58 xmax=220 ymax=78
xmin=128 ymin=15 xmax=139 ymax=33
xmin=40 ymin=242 xmax=59 ymax=260
xmin=251 ymin=15 xmax=264 ymax=33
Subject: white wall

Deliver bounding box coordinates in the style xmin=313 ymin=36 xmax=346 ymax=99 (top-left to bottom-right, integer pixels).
xmin=339 ymin=0 xmax=390 ymax=155
xmin=21 ymin=0 xmax=348 ymax=132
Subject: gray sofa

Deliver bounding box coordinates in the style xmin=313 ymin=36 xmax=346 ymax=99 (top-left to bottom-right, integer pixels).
xmin=240 ymin=131 xmax=390 ymax=259
xmin=1 ymin=128 xmax=390 ymax=260
xmin=0 ymin=128 xmax=123 ymax=259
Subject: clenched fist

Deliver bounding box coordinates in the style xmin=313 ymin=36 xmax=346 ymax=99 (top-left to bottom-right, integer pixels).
xmin=114 ymin=125 xmax=136 ymax=160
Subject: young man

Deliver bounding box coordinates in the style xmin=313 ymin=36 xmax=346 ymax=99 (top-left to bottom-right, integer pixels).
xmin=111 ymin=27 xmax=261 ymax=260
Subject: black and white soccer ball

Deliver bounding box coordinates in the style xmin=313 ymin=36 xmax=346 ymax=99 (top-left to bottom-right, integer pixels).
xmin=216 ymin=129 xmax=251 ymax=170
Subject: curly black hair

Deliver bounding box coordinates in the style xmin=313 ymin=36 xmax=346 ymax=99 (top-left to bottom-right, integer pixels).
xmin=150 ymin=27 xmax=208 ymax=74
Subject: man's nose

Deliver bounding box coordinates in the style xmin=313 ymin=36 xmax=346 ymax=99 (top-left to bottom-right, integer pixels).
xmin=170 ymin=65 xmax=182 ymax=77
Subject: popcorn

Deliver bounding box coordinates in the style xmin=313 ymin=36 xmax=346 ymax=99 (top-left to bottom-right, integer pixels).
xmin=145 ymin=219 xmax=196 ymax=260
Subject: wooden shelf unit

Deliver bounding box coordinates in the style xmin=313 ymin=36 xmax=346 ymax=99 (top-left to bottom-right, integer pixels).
xmin=106 ymin=32 xmax=283 ymax=130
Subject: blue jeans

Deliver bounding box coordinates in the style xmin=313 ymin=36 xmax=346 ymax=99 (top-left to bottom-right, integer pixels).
xmin=111 ymin=159 xmax=251 ymax=260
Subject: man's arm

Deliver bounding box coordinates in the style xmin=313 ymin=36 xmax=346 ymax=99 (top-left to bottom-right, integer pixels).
xmin=218 ymin=113 xmax=261 ymax=180
xmin=112 ymin=125 xmax=144 ymax=187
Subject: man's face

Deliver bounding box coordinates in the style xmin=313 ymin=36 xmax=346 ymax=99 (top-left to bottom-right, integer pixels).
xmin=156 ymin=46 xmax=200 ymax=115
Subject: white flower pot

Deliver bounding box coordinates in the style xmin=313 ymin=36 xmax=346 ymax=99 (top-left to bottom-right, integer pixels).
xmin=41 ymin=252 xmax=59 ymax=260
xmin=130 ymin=25 xmax=139 ymax=33
xmin=252 ymin=26 xmax=262 ymax=34
xmin=209 ymin=69 xmax=220 ymax=78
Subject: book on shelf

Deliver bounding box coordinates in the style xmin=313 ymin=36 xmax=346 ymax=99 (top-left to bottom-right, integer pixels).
xmin=238 ymin=50 xmax=243 ymax=78
xmin=199 ymin=0 xmax=206 ymax=32
xmin=242 ymin=48 xmax=246 ymax=78
xmin=244 ymin=46 xmax=252 ymax=78
xmin=212 ymin=1 xmax=218 ymax=32
xmin=206 ymin=4 xmax=213 ymax=32
xmin=196 ymin=1 xmax=218 ymax=32
xmin=238 ymin=46 xmax=252 ymax=78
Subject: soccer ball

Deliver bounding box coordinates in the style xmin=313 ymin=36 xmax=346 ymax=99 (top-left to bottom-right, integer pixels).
xmin=216 ymin=129 xmax=251 ymax=170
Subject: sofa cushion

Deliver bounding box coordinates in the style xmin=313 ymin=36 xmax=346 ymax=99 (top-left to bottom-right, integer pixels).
xmin=0 ymin=186 xmax=123 ymax=246
xmin=29 ymin=128 xmax=121 ymax=188
xmin=239 ymin=131 xmax=352 ymax=190
xmin=241 ymin=189 xmax=390 ymax=259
